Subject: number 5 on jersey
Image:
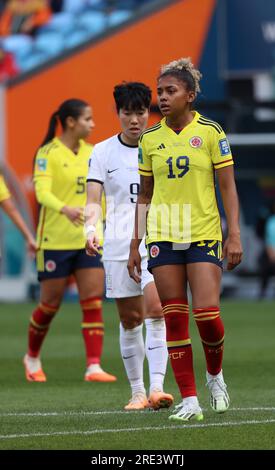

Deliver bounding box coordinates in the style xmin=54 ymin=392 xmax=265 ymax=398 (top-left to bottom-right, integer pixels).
xmin=76 ymin=176 xmax=85 ymax=194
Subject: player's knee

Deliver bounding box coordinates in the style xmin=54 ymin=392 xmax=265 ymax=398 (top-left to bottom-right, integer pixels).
xmin=146 ymin=302 xmax=163 ymax=319
xmin=121 ymin=310 xmax=143 ymax=329
xmin=83 ymin=289 xmax=104 ymax=299
xmin=40 ymin=294 xmax=62 ymax=309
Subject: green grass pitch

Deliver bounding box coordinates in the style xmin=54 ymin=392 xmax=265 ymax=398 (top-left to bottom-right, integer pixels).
xmin=0 ymin=300 xmax=274 ymax=450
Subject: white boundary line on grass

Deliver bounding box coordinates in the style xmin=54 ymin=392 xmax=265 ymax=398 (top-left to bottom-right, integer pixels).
xmin=1 ymin=418 xmax=275 ymax=440
xmin=0 ymin=407 xmax=275 ymax=417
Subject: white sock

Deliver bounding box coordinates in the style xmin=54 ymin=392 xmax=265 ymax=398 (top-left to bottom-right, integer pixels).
xmin=24 ymin=354 xmax=41 ymax=373
xmin=119 ymin=323 xmax=145 ymax=395
xmin=86 ymin=364 xmax=103 ymax=375
xmin=206 ymin=370 xmax=223 ymax=381
xmin=182 ymin=396 xmax=200 ymax=407
xmin=145 ymin=318 xmax=168 ymax=394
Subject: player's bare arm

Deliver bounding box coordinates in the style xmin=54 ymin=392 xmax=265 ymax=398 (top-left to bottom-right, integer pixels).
xmin=217 ymin=165 xmax=243 ymax=270
xmin=0 ymin=197 xmax=37 ymax=256
xmin=85 ymin=181 xmax=103 ymax=256
xmin=128 ymin=175 xmax=154 ymax=282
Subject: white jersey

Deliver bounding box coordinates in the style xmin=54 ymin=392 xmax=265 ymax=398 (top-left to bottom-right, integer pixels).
xmin=87 ymin=134 xmax=147 ymax=261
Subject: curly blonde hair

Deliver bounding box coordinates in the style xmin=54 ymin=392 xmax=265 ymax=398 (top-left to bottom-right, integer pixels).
xmin=159 ymin=57 xmax=202 ymax=94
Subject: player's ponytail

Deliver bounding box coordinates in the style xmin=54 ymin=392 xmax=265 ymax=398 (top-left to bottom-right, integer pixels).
xmin=40 ymin=111 xmax=59 ymax=147
xmin=32 ymin=110 xmax=59 ymax=176
xmin=159 ymin=57 xmax=202 ymax=95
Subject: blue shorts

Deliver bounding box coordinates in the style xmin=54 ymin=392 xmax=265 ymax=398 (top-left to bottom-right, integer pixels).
xmin=36 ymin=249 xmax=103 ymax=281
xmin=147 ymin=240 xmax=223 ymax=272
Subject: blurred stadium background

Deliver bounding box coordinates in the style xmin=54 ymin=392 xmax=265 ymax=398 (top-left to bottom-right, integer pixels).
xmin=0 ymin=0 xmax=275 ymax=452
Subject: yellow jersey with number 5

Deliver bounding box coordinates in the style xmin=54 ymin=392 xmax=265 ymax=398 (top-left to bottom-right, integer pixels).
xmin=138 ymin=112 xmax=234 ymax=244
xmin=34 ymin=137 xmax=92 ymax=250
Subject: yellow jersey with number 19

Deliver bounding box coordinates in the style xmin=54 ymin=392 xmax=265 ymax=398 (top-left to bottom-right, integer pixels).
xmin=138 ymin=112 xmax=234 ymax=244
xmin=34 ymin=137 xmax=92 ymax=250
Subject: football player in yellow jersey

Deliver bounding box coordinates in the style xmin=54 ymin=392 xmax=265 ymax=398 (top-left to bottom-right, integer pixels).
xmin=23 ymin=99 xmax=116 ymax=383
xmin=128 ymin=58 xmax=243 ymax=421
xmin=0 ymin=172 xmax=36 ymax=256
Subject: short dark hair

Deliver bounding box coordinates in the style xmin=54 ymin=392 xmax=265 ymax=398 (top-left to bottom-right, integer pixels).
xmin=113 ymin=82 xmax=152 ymax=113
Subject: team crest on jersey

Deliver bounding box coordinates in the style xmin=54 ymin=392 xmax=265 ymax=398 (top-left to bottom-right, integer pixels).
xmin=45 ymin=260 xmax=56 ymax=272
xmin=219 ymin=138 xmax=231 ymax=156
xmin=189 ymin=136 xmax=202 ymax=148
xmin=36 ymin=158 xmax=47 ymax=171
xmin=150 ymin=245 xmax=160 ymax=258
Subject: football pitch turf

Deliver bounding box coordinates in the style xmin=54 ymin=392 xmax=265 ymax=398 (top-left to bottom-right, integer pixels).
xmin=0 ymin=300 xmax=274 ymax=450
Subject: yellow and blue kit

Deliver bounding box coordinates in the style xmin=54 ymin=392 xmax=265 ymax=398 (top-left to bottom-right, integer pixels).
xmin=139 ymin=112 xmax=233 ymax=270
xmin=33 ymin=137 xmax=102 ymax=279
xmin=138 ymin=111 xmax=234 ymax=245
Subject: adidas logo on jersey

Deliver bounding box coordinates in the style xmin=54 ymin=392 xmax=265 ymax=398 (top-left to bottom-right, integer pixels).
xmin=207 ymin=250 xmax=216 ymax=257
xmin=157 ymin=143 xmax=166 ymax=150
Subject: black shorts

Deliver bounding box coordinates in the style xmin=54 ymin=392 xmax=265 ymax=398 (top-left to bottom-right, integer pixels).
xmin=36 ymin=249 xmax=103 ymax=281
xmin=147 ymin=240 xmax=223 ymax=273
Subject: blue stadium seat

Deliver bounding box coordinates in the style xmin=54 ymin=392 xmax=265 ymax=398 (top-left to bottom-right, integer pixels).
xmin=62 ymin=0 xmax=88 ymax=14
xmin=76 ymin=11 xmax=107 ymax=36
xmin=39 ymin=12 xmax=75 ymax=36
xmin=108 ymin=10 xmax=132 ymax=27
xmin=2 ymin=35 xmax=33 ymax=62
xmin=86 ymin=0 xmax=107 ymax=10
xmin=34 ymin=32 xmax=64 ymax=57
xmin=65 ymin=30 xmax=92 ymax=49
xmin=17 ymin=52 xmax=48 ymax=72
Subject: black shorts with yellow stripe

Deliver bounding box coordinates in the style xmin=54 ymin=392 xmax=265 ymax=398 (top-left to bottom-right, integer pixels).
xmin=36 ymin=249 xmax=103 ymax=281
xmin=147 ymin=240 xmax=223 ymax=272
